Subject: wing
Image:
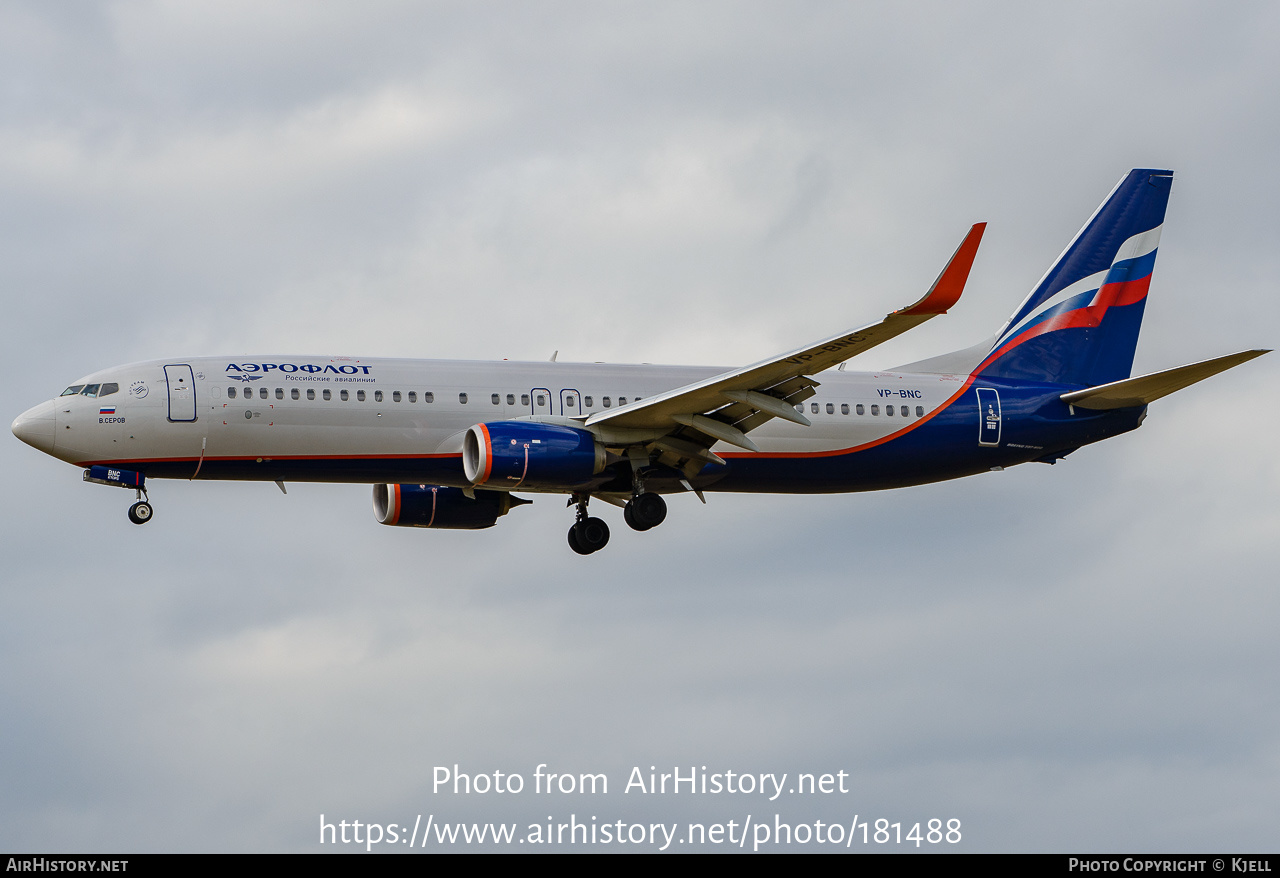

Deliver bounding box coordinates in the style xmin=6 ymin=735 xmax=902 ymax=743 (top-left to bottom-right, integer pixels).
xmin=584 ymin=223 xmax=986 ymax=458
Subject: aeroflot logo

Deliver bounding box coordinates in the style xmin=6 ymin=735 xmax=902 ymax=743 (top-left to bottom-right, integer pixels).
xmin=225 ymin=363 xmax=374 ymax=375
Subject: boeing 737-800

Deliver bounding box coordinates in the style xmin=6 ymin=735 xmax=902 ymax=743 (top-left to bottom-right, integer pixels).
xmin=10 ymin=169 xmax=1268 ymax=553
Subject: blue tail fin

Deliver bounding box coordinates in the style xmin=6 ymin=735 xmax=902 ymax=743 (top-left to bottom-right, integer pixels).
xmin=975 ymin=169 xmax=1173 ymax=387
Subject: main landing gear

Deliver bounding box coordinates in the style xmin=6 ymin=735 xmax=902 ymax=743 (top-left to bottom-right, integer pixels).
xmin=567 ymin=488 xmax=671 ymax=554
xmin=624 ymin=491 xmax=667 ymax=531
xmin=567 ymin=493 xmax=609 ymax=555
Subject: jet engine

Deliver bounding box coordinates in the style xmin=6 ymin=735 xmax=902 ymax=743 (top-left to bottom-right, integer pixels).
xmin=462 ymin=421 xmax=606 ymax=490
xmin=372 ymin=484 xmax=528 ymax=529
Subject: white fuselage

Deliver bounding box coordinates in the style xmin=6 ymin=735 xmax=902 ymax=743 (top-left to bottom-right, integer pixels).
xmin=20 ymin=355 xmax=968 ymax=486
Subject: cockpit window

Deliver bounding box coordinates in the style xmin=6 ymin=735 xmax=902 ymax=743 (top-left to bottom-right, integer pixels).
xmin=80 ymin=384 xmax=102 ymax=398
xmin=60 ymin=385 xmax=84 ymax=397
xmin=99 ymin=383 xmax=118 ymax=397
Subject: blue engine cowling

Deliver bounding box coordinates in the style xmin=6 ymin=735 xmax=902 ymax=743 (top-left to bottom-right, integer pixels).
xmin=463 ymin=421 xmax=605 ymax=489
xmin=372 ymin=484 xmax=527 ymax=529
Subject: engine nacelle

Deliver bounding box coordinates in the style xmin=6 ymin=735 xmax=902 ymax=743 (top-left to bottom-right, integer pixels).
xmin=463 ymin=421 xmax=606 ymax=490
xmin=372 ymin=484 xmax=525 ymax=530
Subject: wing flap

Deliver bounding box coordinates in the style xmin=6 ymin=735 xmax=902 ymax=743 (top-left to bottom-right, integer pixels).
xmin=1060 ymin=350 xmax=1269 ymax=410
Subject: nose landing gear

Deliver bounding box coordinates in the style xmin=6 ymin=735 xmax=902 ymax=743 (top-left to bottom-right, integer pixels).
xmin=83 ymin=467 xmax=154 ymax=525
xmin=128 ymin=498 xmax=154 ymax=525
xmin=127 ymin=487 xmax=154 ymax=525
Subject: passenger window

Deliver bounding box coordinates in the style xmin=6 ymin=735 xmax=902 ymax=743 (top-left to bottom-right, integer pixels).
xmin=357 ymin=390 xmax=366 ymax=402
xmin=323 ymin=389 xmax=332 ymax=400
xmin=491 ymin=393 xmax=500 ymax=405
xmin=871 ymin=405 xmax=879 ymax=416
xmin=856 ymin=404 xmax=865 ymax=415
xmin=100 ymin=383 xmax=118 ymax=396
xmin=408 ymin=391 xmax=416 ymax=403
xmin=826 ymin=403 xmax=834 ymax=414
xmin=585 ymin=396 xmax=593 ymax=407
xmin=886 ymin=405 xmax=895 ymax=416
xmin=374 ymin=390 xmax=383 ymax=402
xmin=61 ymin=386 xmax=85 ymax=397
xmin=393 ymin=391 xmax=401 ymax=402
xmin=259 ymin=387 xmax=269 ymax=399
xmin=506 ymin=394 xmax=515 ymax=405
xmin=521 ymin=394 xmax=530 ymax=406
xmin=275 ymin=388 xmax=284 ymax=400
xmin=841 ymin=403 xmax=849 ymax=415
xmin=424 ymin=392 xmax=434 ymax=403
xmin=603 ymin=396 xmax=611 ymax=408
xmin=619 ymin=397 xmax=627 ymax=406
xmin=307 ymin=389 xmax=315 ymax=400
xmin=341 ymin=390 xmax=349 ymax=401
xmin=795 ymin=404 xmax=803 ymax=413
xmin=459 ymin=392 xmax=468 ymax=404
xmin=901 ymin=406 xmax=909 ymax=417
xmin=811 ymin=403 xmax=819 ymax=414
xmin=81 ymin=384 xmax=101 ymax=398
xmin=228 ymin=387 xmax=237 ymax=399
xmin=535 ymin=394 xmax=545 ymax=406
xmin=916 ymin=406 xmax=923 ymax=417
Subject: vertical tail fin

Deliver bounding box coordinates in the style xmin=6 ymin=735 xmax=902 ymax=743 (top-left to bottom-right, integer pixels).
xmin=974 ymin=169 xmax=1173 ymax=386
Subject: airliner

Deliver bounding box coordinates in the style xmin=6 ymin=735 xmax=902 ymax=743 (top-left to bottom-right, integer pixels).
xmin=10 ymin=169 xmax=1268 ymax=553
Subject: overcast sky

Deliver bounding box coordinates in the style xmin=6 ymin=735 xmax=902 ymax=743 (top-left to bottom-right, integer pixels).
xmin=2 ymin=1 xmax=1278 ymax=853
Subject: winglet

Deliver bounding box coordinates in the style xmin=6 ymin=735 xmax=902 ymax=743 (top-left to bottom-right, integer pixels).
xmin=896 ymin=222 xmax=986 ymax=316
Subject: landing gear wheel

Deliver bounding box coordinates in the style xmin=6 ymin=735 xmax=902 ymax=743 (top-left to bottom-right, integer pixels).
xmin=572 ymin=516 xmax=610 ymax=553
xmin=567 ymin=493 xmax=610 ymax=555
xmin=625 ymin=492 xmax=667 ymax=531
xmin=567 ymin=525 xmax=591 ymax=555
xmin=128 ymin=501 xmax=154 ymax=525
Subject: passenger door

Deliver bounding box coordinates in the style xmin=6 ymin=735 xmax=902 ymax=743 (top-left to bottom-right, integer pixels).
xmin=165 ymin=364 xmax=198 ymax=422
xmin=976 ymin=387 xmax=1001 ymax=446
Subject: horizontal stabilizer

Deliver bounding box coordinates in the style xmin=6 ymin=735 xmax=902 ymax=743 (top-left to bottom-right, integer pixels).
xmin=1060 ymin=349 xmax=1269 ymax=410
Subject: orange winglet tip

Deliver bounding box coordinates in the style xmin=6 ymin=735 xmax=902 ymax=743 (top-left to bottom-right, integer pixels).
xmin=898 ymin=222 xmax=986 ymax=316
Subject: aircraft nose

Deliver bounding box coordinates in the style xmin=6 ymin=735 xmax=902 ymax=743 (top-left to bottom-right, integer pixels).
xmin=11 ymin=399 xmax=57 ymax=454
